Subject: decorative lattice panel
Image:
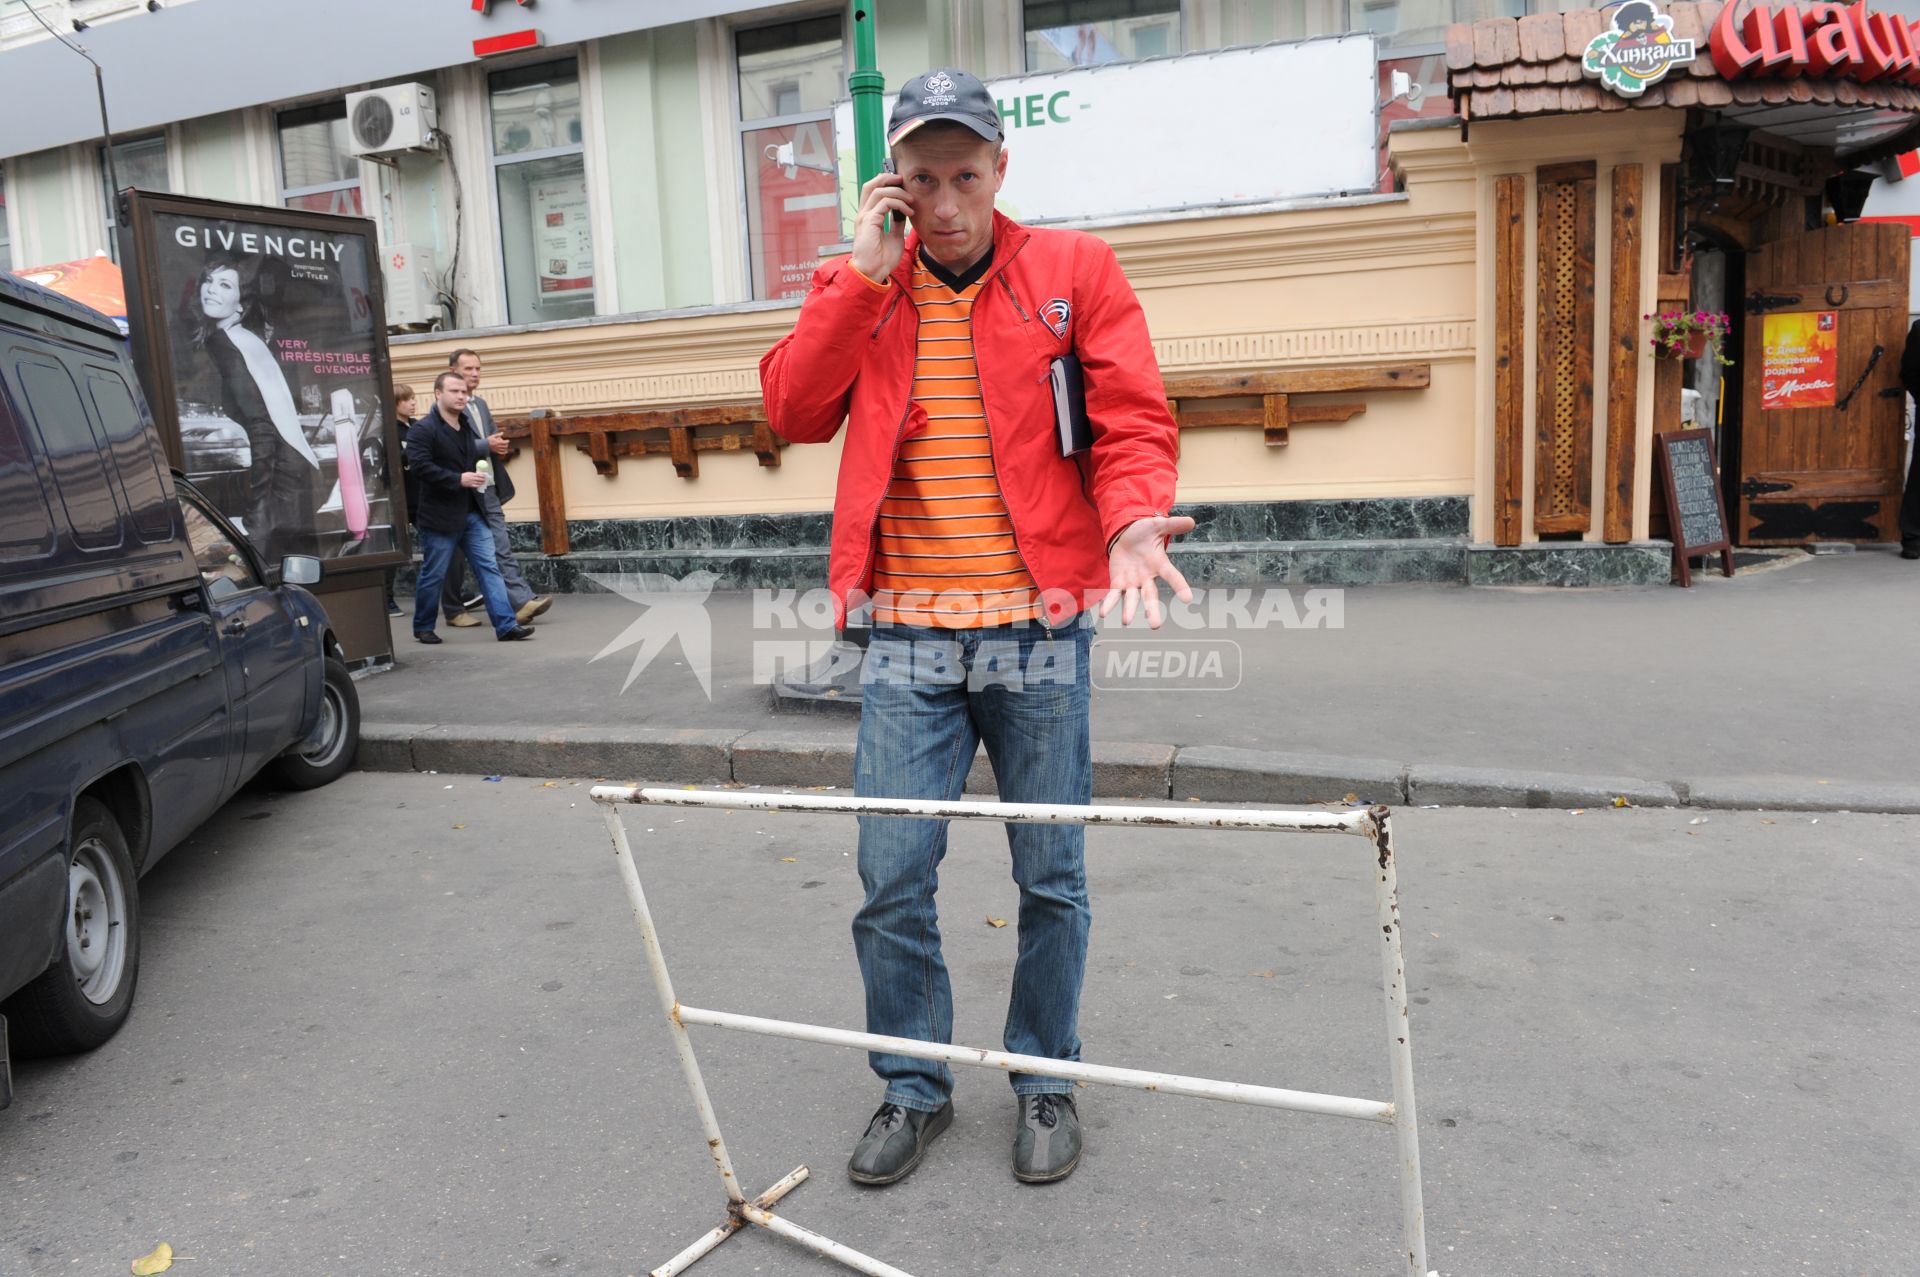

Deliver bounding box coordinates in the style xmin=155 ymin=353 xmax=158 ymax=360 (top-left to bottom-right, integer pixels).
xmin=1534 ymin=163 xmax=1596 ymax=536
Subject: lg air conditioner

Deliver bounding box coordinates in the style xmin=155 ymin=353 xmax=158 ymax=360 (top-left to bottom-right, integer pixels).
xmin=346 ymin=84 xmax=438 ymax=157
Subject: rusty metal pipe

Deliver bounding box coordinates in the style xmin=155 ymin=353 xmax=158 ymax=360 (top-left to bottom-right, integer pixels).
xmin=676 ymin=1003 xmax=1393 ymax=1123
xmin=1367 ymin=806 xmax=1433 ymax=1277
xmin=590 ymin=785 xmax=1369 ymax=836
xmin=738 ymin=1202 xmax=920 ymax=1277
xmin=600 ymin=804 xmax=745 ymax=1205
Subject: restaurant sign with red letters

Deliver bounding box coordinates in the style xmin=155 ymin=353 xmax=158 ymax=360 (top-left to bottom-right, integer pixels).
xmin=1711 ymin=0 xmax=1920 ymax=83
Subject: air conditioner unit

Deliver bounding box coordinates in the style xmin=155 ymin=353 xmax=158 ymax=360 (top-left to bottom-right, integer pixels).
xmin=346 ymin=84 xmax=437 ymax=157
xmin=382 ymin=243 xmax=439 ymax=327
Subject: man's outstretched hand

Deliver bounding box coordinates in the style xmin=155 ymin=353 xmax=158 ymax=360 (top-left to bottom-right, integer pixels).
xmin=1100 ymin=515 xmax=1196 ymax=629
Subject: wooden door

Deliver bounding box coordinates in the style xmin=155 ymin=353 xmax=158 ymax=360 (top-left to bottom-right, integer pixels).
xmin=1737 ymin=223 xmax=1910 ymax=544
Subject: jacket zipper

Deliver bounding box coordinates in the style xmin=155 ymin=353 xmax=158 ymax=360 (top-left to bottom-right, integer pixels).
xmin=869 ymin=290 xmax=902 ymax=340
xmin=859 ymin=279 xmax=913 ymax=613
xmin=971 ymin=255 xmax=1050 ymax=631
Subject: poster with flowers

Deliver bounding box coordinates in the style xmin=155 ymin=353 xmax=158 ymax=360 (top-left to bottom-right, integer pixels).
xmin=1761 ymin=311 xmax=1839 ymax=410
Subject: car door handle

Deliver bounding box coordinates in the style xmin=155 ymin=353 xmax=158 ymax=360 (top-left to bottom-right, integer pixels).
xmin=223 ymin=619 xmax=249 ymax=636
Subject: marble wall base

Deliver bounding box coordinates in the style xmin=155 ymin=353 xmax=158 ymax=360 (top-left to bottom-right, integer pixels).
xmin=399 ymin=501 xmax=1670 ymax=594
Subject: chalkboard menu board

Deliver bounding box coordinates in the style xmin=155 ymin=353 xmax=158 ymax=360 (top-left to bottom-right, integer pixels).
xmin=1656 ymin=429 xmax=1734 ymax=587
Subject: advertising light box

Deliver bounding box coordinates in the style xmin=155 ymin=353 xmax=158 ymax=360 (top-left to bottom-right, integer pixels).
xmin=832 ymin=37 xmax=1380 ymax=235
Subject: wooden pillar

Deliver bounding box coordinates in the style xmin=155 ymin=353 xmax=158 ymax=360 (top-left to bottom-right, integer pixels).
xmin=1604 ymin=164 xmax=1643 ymax=545
xmin=1648 ymin=272 xmax=1691 ymax=542
xmin=1533 ymin=161 xmax=1597 ymax=537
xmin=528 ymin=410 xmax=570 ymax=557
xmin=1493 ymin=173 xmax=1527 ymax=547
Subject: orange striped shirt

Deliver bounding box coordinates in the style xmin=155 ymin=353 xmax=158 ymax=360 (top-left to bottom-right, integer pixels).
xmin=871 ymin=259 xmax=1040 ymax=628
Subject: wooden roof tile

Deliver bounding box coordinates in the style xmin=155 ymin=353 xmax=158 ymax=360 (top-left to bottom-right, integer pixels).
xmin=1474 ymin=17 xmax=1520 ymax=68
xmin=1517 ymin=13 xmax=1566 ymax=63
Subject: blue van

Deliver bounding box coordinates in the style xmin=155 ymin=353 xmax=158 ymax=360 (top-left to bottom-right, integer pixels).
xmin=0 ymin=273 xmax=359 ymax=1108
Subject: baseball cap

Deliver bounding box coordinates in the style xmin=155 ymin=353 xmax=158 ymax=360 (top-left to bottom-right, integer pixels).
xmin=887 ymin=68 xmax=1003 ymax=147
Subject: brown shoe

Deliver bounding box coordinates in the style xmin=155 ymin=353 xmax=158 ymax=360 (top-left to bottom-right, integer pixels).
xmin=447 ymin=612 xmax=482 ymax=627
xmin=516 ymin=595 xmax=553 ymax=623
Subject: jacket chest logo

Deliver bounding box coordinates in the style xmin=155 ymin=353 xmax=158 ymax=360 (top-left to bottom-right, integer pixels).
xmin=1040 ymin=297 xmax=1071 ymax=341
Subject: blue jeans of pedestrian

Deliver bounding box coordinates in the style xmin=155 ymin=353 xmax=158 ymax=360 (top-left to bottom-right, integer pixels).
xmin=853 ymin=619 xmax=1094 ymax=1112
xmin=413 ymin=511 xmax=517 ymax=638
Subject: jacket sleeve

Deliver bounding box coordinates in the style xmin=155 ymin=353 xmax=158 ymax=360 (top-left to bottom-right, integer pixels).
xmin=405 ymin=423 xmax=466 ymax=493
xmin=1072 ymin=236 xmax=1179 ymax=546
xmin=758 ymin=257 xmax=896 ymax=444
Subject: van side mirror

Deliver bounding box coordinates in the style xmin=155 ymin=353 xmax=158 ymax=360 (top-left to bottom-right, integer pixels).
xmin=281 ymin=555 xmax=322 ymax=586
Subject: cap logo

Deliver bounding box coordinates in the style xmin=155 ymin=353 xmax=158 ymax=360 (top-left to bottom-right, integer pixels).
xmin=1041 ymin=298 xmax=1071 ymax=340
xmin=922 ymin=70 xmax=957 ymax=107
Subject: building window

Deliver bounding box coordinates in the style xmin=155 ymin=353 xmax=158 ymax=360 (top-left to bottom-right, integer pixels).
xmin=1361 ymin=0 xmax=1523 ymax=53
xmin=1024 ymin=0 xmax=1183 ymax=70
xmin=737 ymin=15 xmax=844 ymax=302
xmin=100 ymin=134 xmax=170 ymax=261
xmin=278 ymin=101 xmax=367 ymax=215
xmin=488 ymin=57 xmax=594 ymax=325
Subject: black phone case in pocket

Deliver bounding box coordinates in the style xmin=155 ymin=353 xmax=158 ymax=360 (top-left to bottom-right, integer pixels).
xmin=1050 ymin=355 xmax=1091 ymax=457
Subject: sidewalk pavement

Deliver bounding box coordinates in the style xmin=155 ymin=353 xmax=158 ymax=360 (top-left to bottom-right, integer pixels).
xmin=354 ymin=547 xmax=1920 ymax=813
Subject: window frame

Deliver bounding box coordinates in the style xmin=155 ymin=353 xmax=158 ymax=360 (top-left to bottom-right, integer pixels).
xmin=0 ymin=161 xmax=12 ymax=275
xmin=275 ymin=99 xmax=371 ymax=216
xmin=482 ymin=51 xmax=598 ymax=326
xmin=730 ymin=9 xmax=848 ymax=303
xmin=99 ymin=131 xmax=173 ymax=263
xmin=1020 ymin=0 xmax=1188 ymax=72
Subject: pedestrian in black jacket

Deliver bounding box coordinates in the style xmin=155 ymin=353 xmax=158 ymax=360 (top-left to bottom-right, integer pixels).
xmin=1898 ymin=320 xmax=1920 ymax=558
xmin=402 ymin=371 xmax=535 ymax=643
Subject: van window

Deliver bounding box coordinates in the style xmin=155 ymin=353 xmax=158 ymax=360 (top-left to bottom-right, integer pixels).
xmin=178 ymin=494 xmax=258 ymax=601
xmin=10 ymin=351 xmax=123 ymax=552
xmin=0 ymin=385 xmax=57 ymax=563
xmin=83 ymin=367 xmax=173 ymax=544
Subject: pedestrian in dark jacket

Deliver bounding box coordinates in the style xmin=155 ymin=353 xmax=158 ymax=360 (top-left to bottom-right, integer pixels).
xmin=1898 ymin=320 xmax=1920 ymax=558
xmin=402 ymin=371 xmax=534 ymax=643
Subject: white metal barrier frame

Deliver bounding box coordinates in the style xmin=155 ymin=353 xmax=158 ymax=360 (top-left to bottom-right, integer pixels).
xmin=592 ymin=785 xmax=1438 ymax=1277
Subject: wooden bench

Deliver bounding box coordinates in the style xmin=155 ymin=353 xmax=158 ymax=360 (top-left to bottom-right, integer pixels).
xmin=495 ymin=363 xmax=1430 ymax=557
xmin=1162 ymin=363 xmax=1430 ymax=448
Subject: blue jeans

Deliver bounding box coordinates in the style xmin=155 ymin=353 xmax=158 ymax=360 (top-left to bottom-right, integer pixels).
xmin=413 ymin=511 xmax=517 ymax=638
xmin=853 ymin=619 xmax=1094 ymax=1112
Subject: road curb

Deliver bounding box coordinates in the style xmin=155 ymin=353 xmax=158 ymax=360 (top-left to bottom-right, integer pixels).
xmin=352 ymin=721 xmax=1920 ymax=815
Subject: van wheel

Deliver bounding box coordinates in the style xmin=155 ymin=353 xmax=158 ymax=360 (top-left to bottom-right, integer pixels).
xmin=3 ymin=798 xmax=140 ymax=1057
xmin=270 ymin=658 xmax=360 ymax=790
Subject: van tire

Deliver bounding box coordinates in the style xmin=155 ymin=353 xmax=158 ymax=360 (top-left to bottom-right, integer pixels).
xmin=3 ymin=798 xmax=141 ymax=1057
xmin=269 ymin=657 xmax=359 ymax=790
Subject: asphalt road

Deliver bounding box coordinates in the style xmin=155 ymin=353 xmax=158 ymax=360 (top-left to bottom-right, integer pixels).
xmin=4 ymin=772 xmax=1916 ymax=1276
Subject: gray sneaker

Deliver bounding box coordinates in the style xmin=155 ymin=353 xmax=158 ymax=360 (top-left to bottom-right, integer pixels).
xmin=847 ymin=1099 xmax=953 ymax=1186
xmin=1012 ymin=1092 xmax=1082 ymax=1183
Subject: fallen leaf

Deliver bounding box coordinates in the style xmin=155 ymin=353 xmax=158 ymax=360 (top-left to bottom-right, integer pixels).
xmin=131 ymin=1242 xmax=173 ymax=1275
xmin=1248 ymin=969 xmax=1276 ymax=979
xmin=540 ymin=781 xmax=559 ymax=789
xmin=986 ymin=916 xmax=1007 ymax=929
xmin=1343 ymin=793 xmax=1358 ymax=804
xmin=1761 ymin=818 xmax=1777 ymax=825
xmin=779 ymin=857 xmax=798 ymax=863
xmin=1612 ymin=796 xmax=1633 ymax=808
xmin=451 ymin=823 xmax=466 ymax=830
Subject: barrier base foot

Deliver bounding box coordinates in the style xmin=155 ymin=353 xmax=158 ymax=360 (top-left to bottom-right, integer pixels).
xmin=650 ymin=1165 xmax=812 ymax=1277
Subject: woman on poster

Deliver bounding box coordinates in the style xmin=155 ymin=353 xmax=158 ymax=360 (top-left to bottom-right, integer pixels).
xmin=193 ymin=257 xmax=321 ymax=560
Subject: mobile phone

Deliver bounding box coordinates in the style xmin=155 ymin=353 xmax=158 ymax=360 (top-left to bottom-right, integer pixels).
xmin=881 ymin=156 xmax=897 ymax=234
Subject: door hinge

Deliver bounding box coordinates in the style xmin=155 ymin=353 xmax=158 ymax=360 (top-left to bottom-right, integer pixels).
xmin=1740 ymin=477 xmax=1794 ymax=497
xmin=1745 ymin=291 xmax=1802 ymax=314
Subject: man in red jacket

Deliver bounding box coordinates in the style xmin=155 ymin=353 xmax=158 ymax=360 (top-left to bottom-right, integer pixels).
xmin=761 ymin=68 xmax=1192 ymax=1188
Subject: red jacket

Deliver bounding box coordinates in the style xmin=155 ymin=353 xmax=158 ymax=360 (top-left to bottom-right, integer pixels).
xmin=760 ymin=212 xmax=1179 ymax=628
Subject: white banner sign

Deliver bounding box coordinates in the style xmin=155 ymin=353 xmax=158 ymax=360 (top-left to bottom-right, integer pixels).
xmin=833 ymin=37 xmax=1379 ymax=236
